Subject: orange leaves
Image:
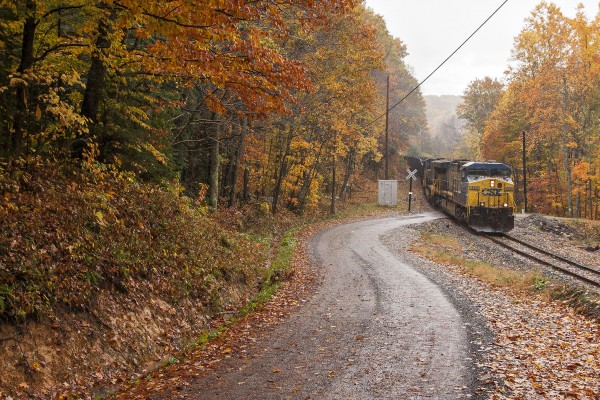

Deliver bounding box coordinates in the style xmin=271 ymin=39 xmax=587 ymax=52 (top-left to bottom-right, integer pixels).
xmin=109 ymin=0 xmax=357 ymax=115
xmin=485 ymin=298 xmax=600 ymax=398
xmin=482 ymin=3 xmax=600 ymax=217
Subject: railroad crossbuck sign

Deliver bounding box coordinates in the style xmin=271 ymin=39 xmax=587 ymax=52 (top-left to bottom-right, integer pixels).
xmin=405 ymin=168 xmax=418 ymax=181
xmin=405 ymin=168 xmax=417 ymax=212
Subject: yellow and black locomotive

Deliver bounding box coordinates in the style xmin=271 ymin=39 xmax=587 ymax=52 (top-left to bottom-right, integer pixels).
xmin=419 ymin=158 xmax=516 ymax=232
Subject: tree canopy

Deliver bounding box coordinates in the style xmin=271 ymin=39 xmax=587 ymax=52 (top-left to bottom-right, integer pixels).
xmin=476 ymin=3 xmax=600 ymax=218
xmin=0 ymin=0 xmax=428 ymax=213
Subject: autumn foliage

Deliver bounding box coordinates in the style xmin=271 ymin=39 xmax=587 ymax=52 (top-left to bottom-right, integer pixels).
xmin=0 ymin=161 xmax=271 ymax=316
xmin=0 ymin=1 xmax=428 ymax=318
xmin=0 ymin=1 xmax=428 ymax=393
xmin=473 ymin=3 xmax=600 ymax=218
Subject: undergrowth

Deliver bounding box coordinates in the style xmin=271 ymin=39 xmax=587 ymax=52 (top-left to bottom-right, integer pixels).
xmin=549 ymin=286 xmax=600 ymax=323
xmin=0 ymin=162 xmax=268 ymax=320
xmin=193 ymin=226 xmax=301 ymax=349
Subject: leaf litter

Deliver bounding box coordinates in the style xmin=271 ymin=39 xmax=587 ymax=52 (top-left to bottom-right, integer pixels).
xmin=407 ymin=216 xmax=600 ymax=400
xmin=112 ymin=221 xmax=325 ymax=399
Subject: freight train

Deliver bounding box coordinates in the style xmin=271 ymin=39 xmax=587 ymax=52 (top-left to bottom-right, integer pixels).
xmin=406 ymin=157 xmax=516 ymax=233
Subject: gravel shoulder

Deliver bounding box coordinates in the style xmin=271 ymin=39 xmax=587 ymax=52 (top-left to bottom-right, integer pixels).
xmin=397 ymin=212 xmax=600 ymax=399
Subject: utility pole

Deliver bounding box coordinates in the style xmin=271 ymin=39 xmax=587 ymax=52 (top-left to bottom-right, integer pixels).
xmin=384 ymin=75 xmax=390 ymax=180
xmin=331 ymin=152 xmax=336 ymax=214
xmin=522 ymin=131 xmax=527 ymax=213
xmin=331 ymin=131 xmax=337 ymax=214
xmin=408 ymin=175 xmax=413 ymax=212
xmin=562 ymin=76 xmax=573 ymax=218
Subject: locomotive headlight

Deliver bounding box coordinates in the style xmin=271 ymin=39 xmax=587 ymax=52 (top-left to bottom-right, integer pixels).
xmin=503 ymin=203 xmax=508 ymax=207
xmin=490 ymin=180 xmax=495 ymax=187
xmin=480 ymin=202 xmax=485 ymax=207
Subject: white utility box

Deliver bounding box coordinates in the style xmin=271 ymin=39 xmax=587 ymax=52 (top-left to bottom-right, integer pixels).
xmin=378 ymin=180 xmax=398 ymax=206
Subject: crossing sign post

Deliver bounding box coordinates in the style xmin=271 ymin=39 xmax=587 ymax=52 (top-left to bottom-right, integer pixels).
xmin=405 ymin=168 xmax=418 ymax=212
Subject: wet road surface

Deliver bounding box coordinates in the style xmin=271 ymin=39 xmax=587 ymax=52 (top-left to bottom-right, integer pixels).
xmin=180 ymin=213 xmax=474 ymax=399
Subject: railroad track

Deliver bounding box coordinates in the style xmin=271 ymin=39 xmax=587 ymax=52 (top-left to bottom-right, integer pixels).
xmin=483 ymin=234 xmax=600 ymax=289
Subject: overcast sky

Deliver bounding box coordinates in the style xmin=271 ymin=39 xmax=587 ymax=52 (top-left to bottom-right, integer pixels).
xmin=364 ymin=1 xmax=600 ymax=96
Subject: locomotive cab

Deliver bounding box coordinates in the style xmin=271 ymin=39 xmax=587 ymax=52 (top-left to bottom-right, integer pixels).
xmin=462 ymin=162 xmax=516 ymax=232
xmin=418 ymin=157 xmax=516 ymax=233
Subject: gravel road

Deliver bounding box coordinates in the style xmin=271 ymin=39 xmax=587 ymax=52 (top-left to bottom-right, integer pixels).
xmin=180 ymin=213 xmax=480 ymax=399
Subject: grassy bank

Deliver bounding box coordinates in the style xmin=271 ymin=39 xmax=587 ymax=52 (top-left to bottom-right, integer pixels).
xmin=0 ymin=162 xmax=387 ymax=398
xmin=410 ymin=231 xmax=600 ymax=321
xmin=0 ymin=162 xmax=306 ymax=398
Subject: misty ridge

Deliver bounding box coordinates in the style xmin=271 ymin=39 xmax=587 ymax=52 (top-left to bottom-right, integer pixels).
xmin=424 ymin=95 xmax=468 ymax=158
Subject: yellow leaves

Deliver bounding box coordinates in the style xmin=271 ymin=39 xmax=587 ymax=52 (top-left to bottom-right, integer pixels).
xmin=124 ymin=106 xmax=150 ymax=130
xmin=495 ymin=1 xmax=600 ymax=214
xmin=0 ymin=0 xmax=16 ymax=11
xmin=30 ymin=360 xmax=43 ymax=372
xmin=571 ymin=160 xmax=590 ymax=176
xmin=95 ymin=211 xmax=107 ymax=227
xmin=484 ymin=295 xmax=600 ymax=398
xmin=60 ymin=71 xmax=83 ymax=87
xmin=290 ymin=139 xmax=312 ymax=152
xmin=9 ymin=75 xmax=28 ymax=88
xmin=142 ymin=144 xmax=168 ymax=166
xmin=94 ymin=211 xmax=104 ymax=221
xmin=583 ymin=354 xmax=595 ymax=364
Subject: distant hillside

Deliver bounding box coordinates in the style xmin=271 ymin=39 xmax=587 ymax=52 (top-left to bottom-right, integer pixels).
xmin=424 ymin=95 xmax=466 ymax=157
xmin=424 ymin=95 xmax=463 ymax=137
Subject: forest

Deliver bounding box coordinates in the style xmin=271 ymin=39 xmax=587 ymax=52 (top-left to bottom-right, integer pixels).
xmin=0 ymin=0 xmax=429 ymax=212
xmin=1 ymin=0 xmax=600 ymax=396
xmin=454 ymin=3 xmax=600 ymax=219
xmin=0 ymin=0 xmax=429 ymax=320
xmin=0 ymin=1 xmax=432 ymax=394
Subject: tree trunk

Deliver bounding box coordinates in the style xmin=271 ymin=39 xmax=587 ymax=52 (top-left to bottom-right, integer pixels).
xmin=221 ymin=121 xmax=234 ymax=199
xmin=12 ymin=0 xmax=37 ymax=159
xmin=75 ymin=12 xmax=111 ymax=158
xmin=261 ymin=137 xmax=274 ymax=197
xmin=295 ymin=171 xmax=311 ymax=212
xmin=331 ymin=154 xmax=336 ymax=215
xmin=272 ymin=156 xmax=288 ymax=214
xmin=243 ymin=167 xmax=250 ymax=201
xmin=296 ymin=141 xmax=325 ymax=211
xmin=208 ymin=115 xmax=219 ymax=211
xmin=562 ymin=77 xmax=573 ymax=218
xmin=589 ymin=179 xmax=594 ymax=219
xmin=339 ymin=150 xmax=355 ymax=201
xmin=271 ymin=125 xmax=294 ymax=214
xmin=228 ymin=117 xmax=247 ymax=207
xmin=588 ymin=179 xmax=592 ymax=220
xmin=80 ymin=53 xmax=107 ymax=121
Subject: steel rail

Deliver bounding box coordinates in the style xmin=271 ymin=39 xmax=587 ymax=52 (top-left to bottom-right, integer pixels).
xmin=483 ymin=235 xmax=600 ymax=289
xmin=503 ymin=235 xmax=600 ymax=276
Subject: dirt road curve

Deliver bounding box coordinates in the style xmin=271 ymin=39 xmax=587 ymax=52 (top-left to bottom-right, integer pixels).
xmin=182 ymin=213 xmax=476 ymax=399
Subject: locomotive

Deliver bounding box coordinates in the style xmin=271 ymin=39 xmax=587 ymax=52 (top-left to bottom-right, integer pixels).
xmin=407 ymin=157 xmax=516 ymax=233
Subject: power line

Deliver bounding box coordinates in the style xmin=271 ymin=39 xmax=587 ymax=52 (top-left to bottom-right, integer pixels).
xmin=366 ymin=0 xmax=510 ymax=129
